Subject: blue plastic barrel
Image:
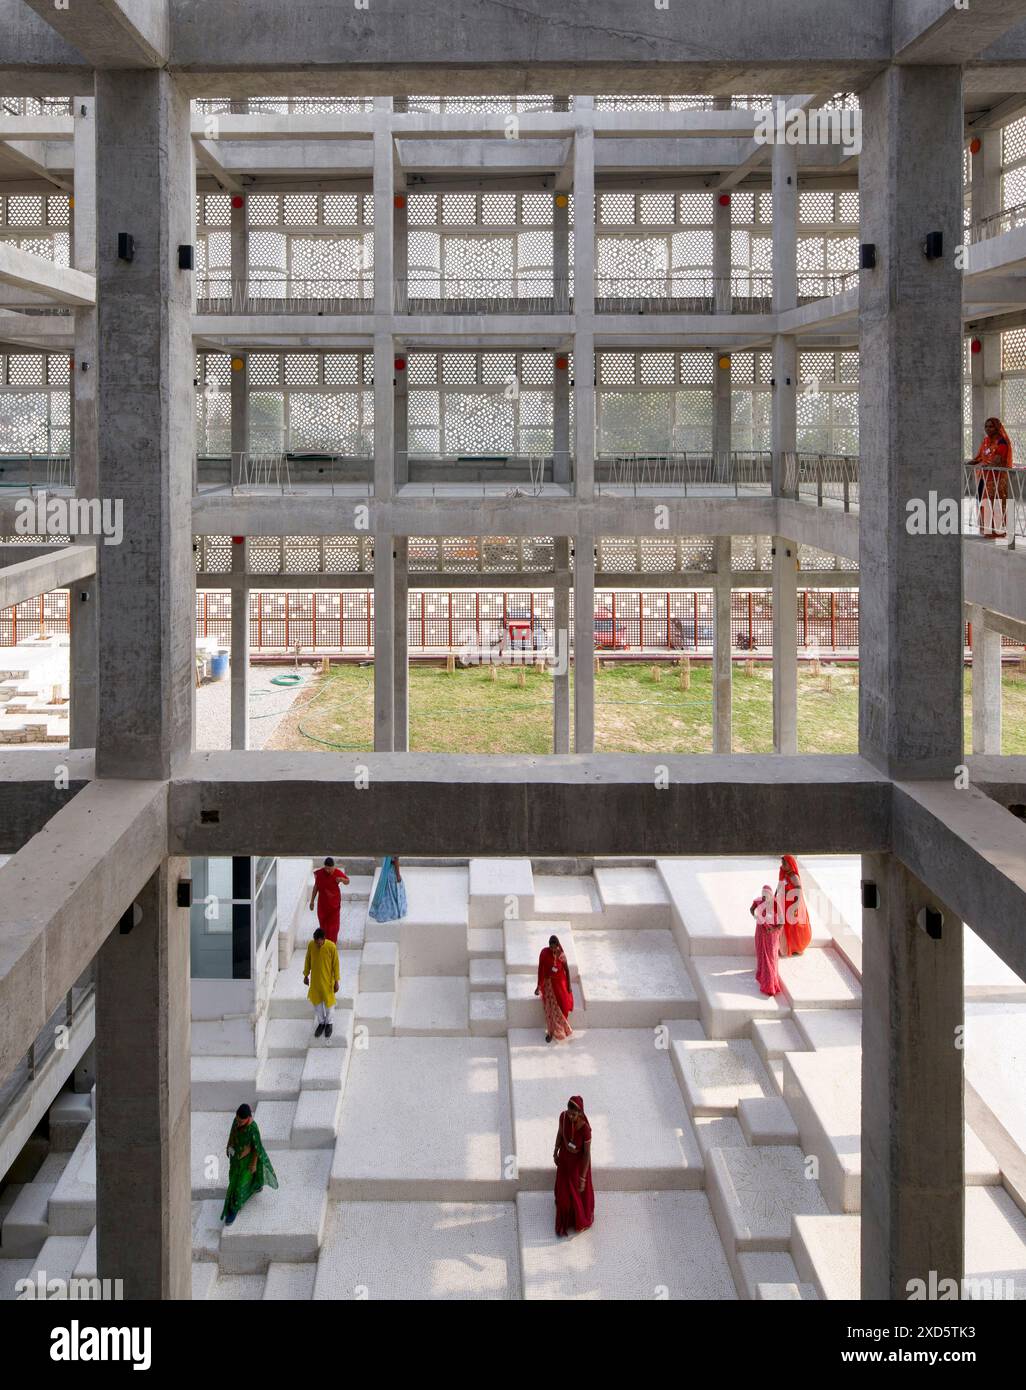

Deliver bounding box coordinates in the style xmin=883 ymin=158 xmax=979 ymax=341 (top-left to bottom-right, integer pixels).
xmin=210 ymin=650 xmax=230 ymax=680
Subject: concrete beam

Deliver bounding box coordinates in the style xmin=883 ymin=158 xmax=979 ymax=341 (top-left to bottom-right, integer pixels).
xmin=0 ymin=544 xmax=95 ymax=609
xmin=167 ymin=751 xmax=892 ymax=858
xmin=892 ymin=779 xmax=1026 ymax=982
xmin=0 ymin=778 xmax=166 ymax=1087
xmin=894 ymin=0 xmax=1026 ymax=64
xmin=20 ymin=0 xmax=170 ymax=69
xmin=0 ymin=241 xmax=94 ymax=306
xmin=0 ymin=751 xmax=94 ymax=854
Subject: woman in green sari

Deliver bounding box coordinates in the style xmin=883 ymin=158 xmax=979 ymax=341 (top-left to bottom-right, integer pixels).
xmin=221 ymin=1104 xmax=278 ymax=1225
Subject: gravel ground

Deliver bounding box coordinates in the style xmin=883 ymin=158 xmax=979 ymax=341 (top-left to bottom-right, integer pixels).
xmin=195 ymin=661 xmax=315 ymax=750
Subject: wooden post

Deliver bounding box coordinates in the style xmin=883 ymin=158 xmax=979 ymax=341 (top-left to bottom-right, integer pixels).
xmin=446 ymin=652 xmax=455 ymax=674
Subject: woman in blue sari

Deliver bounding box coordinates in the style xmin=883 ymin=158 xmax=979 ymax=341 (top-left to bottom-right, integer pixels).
xmin=368 ymin=855 xmax=407 ymax=922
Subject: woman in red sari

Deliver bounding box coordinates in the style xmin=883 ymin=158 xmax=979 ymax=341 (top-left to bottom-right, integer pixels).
xmin=535 ymin=934 xmax=574 ymax=1043
xmin=974 ymin=417 xmax=1014 ymax=540
xmin=750 ymin=884 xmax=784 ymax=997
xmin=777 ymin=854 xmax=812 ymax=958
xmin=309 ymin=856 xmax=350 ymax=945
xmin=553 ymin=1095 xmax=594 ymax=1236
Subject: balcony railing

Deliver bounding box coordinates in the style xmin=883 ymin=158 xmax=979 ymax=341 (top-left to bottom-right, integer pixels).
xmin=398 ymin=451 xmax=568 ymax=493
xmin=594 ymin=271 xmax=857 ymax=313
xmin=0 ymin=451 xmax=73 ymax=492
xmin=784 ymin=452 xmax=860 ymax=511
xmin=596 ymin=450 xmax=772 ymax=494
xmin=394 ymin=276 xmax=570 ymax=314
xmin=196 ymin=276 xmax=373 ymax=315
xmin=968 ymin=200 xmax=1026 ymax=244
xmin=962 ymin=461 xmax=1026 ymax=547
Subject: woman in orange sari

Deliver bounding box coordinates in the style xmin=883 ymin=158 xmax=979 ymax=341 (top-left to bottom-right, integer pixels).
xmin=974 ymin=417 xmax=1013 ymax=539
xmin=553 ymin=1095 xmax=594 ymax=1236
xmin=777 ymin=854 xmax=812 ymax=958
xmin=535 ymin=934 xmax=574 ymax=1043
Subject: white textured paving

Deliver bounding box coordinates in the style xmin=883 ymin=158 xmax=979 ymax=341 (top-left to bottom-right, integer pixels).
xmin=331 ymin=1037 xmax=513 ymax=1199
xmin=965 ymin=1187 xmax=1026 ymax=1297
xmin=792 ymin=1213 xmax=860 ymax=1300
xmin=218 ymin=1150 xmax=332 ymax=1272
xmin=468 ymin=858 xmax=535 ymax=926
xmin=965 ymin=1002 xmax=1026 ymax=1157
xmin=574 ymin=929 xmax=698 ymax=1025
xmin=707 ymin=1145 xmax=829 ymax=1253
xmin=532 ymin=874 xmax=602 ymax=921
xmin=593 ymin=866 xmax=671 ymax=927
xmin=793 ymin=1008 xmax=862 ymax=1050
xmin=315 ymin=1201 xmax=520 ymax=1300
xmin=517 ymin=1191 xmax=737 ymax=1300
xmin=394 ymin=976 xmax=469 ymax=1035
xmin=690 ymin=956 xmax=789 ymax=1039
xmin=509 ymin=1028 xmax=703 ymax=1190
xmin=672 ymin=1039 xmax=773 ymax=1117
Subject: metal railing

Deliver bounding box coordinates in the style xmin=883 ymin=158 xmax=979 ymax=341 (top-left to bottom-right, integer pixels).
xmin=398 ymin=451 xmax=565 ymax=493
xmin=0 ymin=451 xmax=73 ymax=492
xmin=962 ymin=461 xmax=1026 ymax=547
xmin=394 ymin=276 xmax=571 ymax=314
xmin=968 ymin=200 xmax=1026 ymax=244
xmin=212 ymin=448 xmax=375 ymax=495
xmin=196 ymin=276 xmax=373 ymax=315
xmin=597 ymin=450 xmax=772 ymax=494
xmin=594 ymin=272 xmax=857 ymax=313
xmin=784 ymin=452 xmax=860 ymax=511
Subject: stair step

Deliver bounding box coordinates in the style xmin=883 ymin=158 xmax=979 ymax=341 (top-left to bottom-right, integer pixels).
xmin=358 ymin=940 xmax=398 ymax=993
xmin=468 ymin=858 xmax=535 ymax=927
xmin=469 ymin=991 xmax=508 ymax=1036
xmin=469 ymin=958 xmax=505 ymax=991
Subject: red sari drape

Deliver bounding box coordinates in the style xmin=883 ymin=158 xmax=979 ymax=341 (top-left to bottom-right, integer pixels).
xmin=975 ymin=430 xmax=1013 ymax=538
xmin=314 ymin=866 xmax=347 ymax=943
xmin=538 ymin=947 xmax=574 ymax=1040
xmin=554 ymin=1099 xmax=594 ymax=1236
xmin=777 ymin=856 xmax=812 ymax=958
xmin=752 ymin=891 xmax=784 ymax=996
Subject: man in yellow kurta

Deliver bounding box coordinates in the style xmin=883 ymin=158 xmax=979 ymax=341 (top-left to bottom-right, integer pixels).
xmin=303 ymin=928 xmax=340 ymax=1039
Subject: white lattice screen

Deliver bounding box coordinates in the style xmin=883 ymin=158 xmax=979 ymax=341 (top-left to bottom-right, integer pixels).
xmin=796 ymin=350 xmax=859 ymax=454
xmin=0 ymin=194 xmax=71 ymax=266
xmin=405 ymin=193 xmax=559 ymax=299
xmin=0 ymin=352 xmax=71 ymax=455
xmin=595 ymin=351 xmax=714 ymax=453
xmin=407 ymin=351 xmax=568 ymax=455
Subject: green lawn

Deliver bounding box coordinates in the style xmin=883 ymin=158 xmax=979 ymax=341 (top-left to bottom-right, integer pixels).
xmin=265 ymin=660 xmax=1026 ymax=755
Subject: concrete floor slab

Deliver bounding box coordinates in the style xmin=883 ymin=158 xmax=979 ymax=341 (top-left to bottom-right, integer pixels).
xmin=263 ymin=1262 xmax=317 ymax=1300
xmin=315 ymin=1201 xmax=521 ymax=1300
xmin=793 ymin=1008 xmax=862 ymax=1050
xmin=575 ymin=929 xmax=698 ymax=1026
xmin=671 ymin=1039 xmax=773 ymax=1116
xmin=394 ymin=976 xmax=469 ymax=1035
xmin=778 ymin=947 xmax=861 ymax=1010
xmin=531 ymin=874 xmax=602 ymax=923
xmin=218 ymin=1150 xmax=332 ymax=1273
xmin=331 ymin=1037 xmax=513 ymax=1200
xmin=593 ymin=866 xmax=671 ymax=928
xmin=517 ymin=1190 xmax=737 ymax=1300
xmin=689 ymin=956 xmax=790 ymax=1039
xmin=468 ymin=858 xmax=535 ymax=926
xmin=509 ymin=1027 xmax=703 ymax=1190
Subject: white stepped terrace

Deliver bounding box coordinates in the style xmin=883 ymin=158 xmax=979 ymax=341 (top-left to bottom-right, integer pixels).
xmin=2 ymin=857 xmax=1024 ymax=1301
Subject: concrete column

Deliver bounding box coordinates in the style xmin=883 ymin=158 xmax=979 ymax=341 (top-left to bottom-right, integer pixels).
xmin=573 ymin=529 xmax=595 ymax=752
xmin=713 ymin=536 xmax=732 ymax=753
xmin=772 ymin=535 xmax=798 ymax=754
xmin=373 ymin=529 xmax=395 ymax=750
xmin=553 ymin=536 xmax=571 ymax=752
xmin=393 ymin=190 xmax=408 ymax=484
xmin=230 ymin=353 xmax=248 ymax=487
xmin=94 ymin=71 xmax=194 ymax=779
xmin=69 ymin=578 xmax=98 ymax=749
xmin=230 ymin=191 xmax=248 ymax=306
xmin=69 ymin=96 xmax=98 ymax=750
xmin=969 ymin=131 xmax=1002 ymax=454
xmin=771 ymin=140 xmax=798 ymax=495
xmin=373 ymin=105 xmax=395 ymax=499
xmin=859 ymin=66 xmax=964 ymax=779
xmin=861 ymin=852 xmax=964 ymax=1300
xmin=970 ymin=605 xmax=1002 ymax=754
xmin=230 ymin=540 xmax=249 ymax=750
xmin=552 ymin=197 xmax=571 ymax=483
xmin=573 ymin=105 xmax=595 ymax=499
xmin=95 ymin=859 xmax=191 ymax=1300
xmin=394 ymin=535 xmax=409 ymax=752
xmin=712 ymin=175 xmax=732 ymax=459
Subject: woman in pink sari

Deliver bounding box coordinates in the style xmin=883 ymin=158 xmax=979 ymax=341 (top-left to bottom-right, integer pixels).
xmin=777 ymin=854 xmax=812 ymax=958
xmin=553 ymin=1095 xmax=594 ymax=1236
xmin=750 ymin=884 xmax=784 ymax=997
xmin=535 ymin=934 xmax=574 ymax=1043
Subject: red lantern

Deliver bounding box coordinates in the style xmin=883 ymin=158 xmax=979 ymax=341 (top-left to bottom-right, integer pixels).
xmin=969 ymin=137 xmax=982 ymax=156
xmin=232 ymin=536 xmax=244 ymax=545
xmin=555 ymin=355 xmax=569 ymax=370
xmin=971 ymin=338 xmax=982 ymax=355
xmin=231 ymin=195 xmax=245 ymax=209
xmin=718 ymin=193 xmax=731 ymax=206
xmin=394 ymin=194 xmax=407 ymax=209
xmin=394 ymin=357 xmax=406 ymax=371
